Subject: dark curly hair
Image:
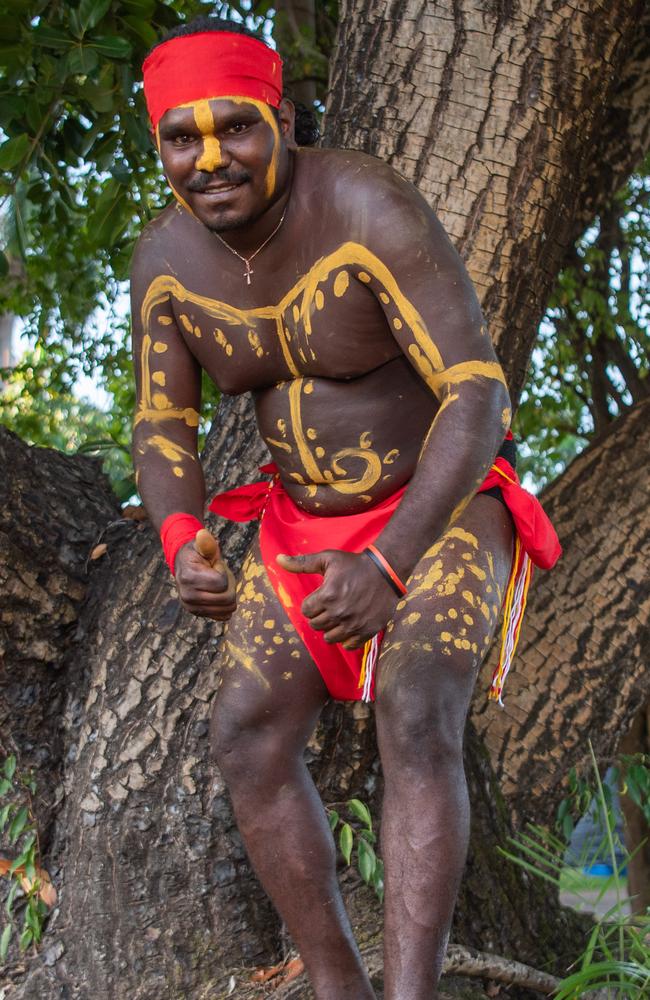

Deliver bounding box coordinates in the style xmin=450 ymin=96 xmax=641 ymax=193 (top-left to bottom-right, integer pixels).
xmin=150 ymin=16 xmax=320 ymax=147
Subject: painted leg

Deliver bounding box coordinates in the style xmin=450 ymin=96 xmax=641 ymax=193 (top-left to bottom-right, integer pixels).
xmin=376 ymin=495 xmax=514 ymax=1000
xmin=210 ymin=540 xmax=375 ymax=1000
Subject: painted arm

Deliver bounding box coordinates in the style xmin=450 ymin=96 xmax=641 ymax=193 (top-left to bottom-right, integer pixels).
xmin=131 ymin=239 xmax=235 ymax=619
xmin=358 ymin=182 xmax=511 ymax=581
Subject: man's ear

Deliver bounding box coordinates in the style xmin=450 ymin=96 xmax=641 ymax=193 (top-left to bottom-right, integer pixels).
xmin=278 ymin=97 xmax=297 ymax=150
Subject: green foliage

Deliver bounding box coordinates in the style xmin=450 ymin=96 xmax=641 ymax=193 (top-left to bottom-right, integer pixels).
xmin=327 ymin=798 xmax=384 ymax=902
xmin=516 ymin=161 xmax=650 ymax=490
xmin=0 ymin=755 xmax=50 ymax=962
xmin=0 ymin=1 xmax=269 ymax=494
xmin=500 ymin=742 xmax=650 ymax=998
xmin=556 ymin=753 xmax=650 ymax=844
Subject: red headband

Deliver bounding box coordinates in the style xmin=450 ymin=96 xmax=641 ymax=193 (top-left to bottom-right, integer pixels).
xmin=142 ymin=31 xmax=283 ymax=130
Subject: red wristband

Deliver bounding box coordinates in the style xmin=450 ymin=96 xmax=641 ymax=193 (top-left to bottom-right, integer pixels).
xmin=364 ymin=544 xmax=408 ymax=597
xmin=160 ymin=512 xmax=204 ymax=575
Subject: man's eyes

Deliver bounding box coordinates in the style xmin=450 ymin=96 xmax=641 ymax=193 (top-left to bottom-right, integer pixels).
xmin=167 ymin=123 xmax=252 ymax=143
xmin=228 ymin=121 xmax=252 ymax=134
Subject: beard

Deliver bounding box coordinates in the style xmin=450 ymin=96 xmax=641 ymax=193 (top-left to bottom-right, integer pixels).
xmin=186 ymin=171 xmax=272 ymax=234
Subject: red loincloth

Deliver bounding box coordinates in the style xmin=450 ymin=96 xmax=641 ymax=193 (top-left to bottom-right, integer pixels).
xmin=208 ymin=447 xmax=560 ymax=704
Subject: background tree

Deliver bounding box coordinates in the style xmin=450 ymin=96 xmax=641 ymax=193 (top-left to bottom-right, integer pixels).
xmin=1 ymin=1 xmax=649 ymax=998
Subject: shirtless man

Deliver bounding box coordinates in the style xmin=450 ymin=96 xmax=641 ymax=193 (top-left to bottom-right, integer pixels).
xmin=132 ymin=16 xmax=558 ymax=1000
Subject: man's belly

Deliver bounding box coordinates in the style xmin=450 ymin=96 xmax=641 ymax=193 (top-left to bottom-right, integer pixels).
xmin=253 ymin=356 xmax=437 ymax=515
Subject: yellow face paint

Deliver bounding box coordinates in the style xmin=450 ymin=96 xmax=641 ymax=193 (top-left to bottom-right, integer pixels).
xmin=192 ymin=99 xmax=223 ymax=172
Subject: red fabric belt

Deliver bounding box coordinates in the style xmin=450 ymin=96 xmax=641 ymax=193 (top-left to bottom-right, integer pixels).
xmin=208 ymin=455 xmax=561 ymax=702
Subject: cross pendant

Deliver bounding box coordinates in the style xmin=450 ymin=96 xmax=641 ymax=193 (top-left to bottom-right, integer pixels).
xmin=245 ymin=264 xmax=253 ymax=285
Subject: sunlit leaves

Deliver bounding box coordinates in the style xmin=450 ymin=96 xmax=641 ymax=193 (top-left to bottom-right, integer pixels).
xmin=515 ymin=158 xmax=650 ymax=491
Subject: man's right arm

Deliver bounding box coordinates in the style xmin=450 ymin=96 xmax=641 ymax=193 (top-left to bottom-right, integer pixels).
xmin=130 ymin=236 xmax=235 ymax=620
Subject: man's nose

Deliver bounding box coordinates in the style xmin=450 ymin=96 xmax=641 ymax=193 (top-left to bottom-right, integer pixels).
xmin=195 ymin=135 xmax=227 ymax=172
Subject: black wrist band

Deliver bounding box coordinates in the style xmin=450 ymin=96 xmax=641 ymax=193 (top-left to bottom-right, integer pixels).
xmin=363 ymin=547 xmax=405 ymax=598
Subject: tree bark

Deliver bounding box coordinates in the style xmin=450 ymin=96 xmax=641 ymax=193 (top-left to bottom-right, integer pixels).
xmin=618 ymin=699 xmax=650 ymax=916
xmin=472 ymin=398 xmax=650 ymax=828
xmin=0 ymin=429 xmax=119 ymax=849
xmin=324 ymin=0 xmax=650 ymax=399
xmin=3 ymin=2 xmax=650 ymax=997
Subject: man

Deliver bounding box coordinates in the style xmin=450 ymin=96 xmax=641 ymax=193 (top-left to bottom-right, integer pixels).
xmin=132 ymin=16 xmax=560 ymax=999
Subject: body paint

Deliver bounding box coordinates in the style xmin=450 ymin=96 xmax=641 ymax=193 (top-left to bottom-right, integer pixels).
xmin=134 ymin=333 xmax=200 ymax=429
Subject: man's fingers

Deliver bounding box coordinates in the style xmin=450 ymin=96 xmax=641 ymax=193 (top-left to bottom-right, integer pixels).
xmin=194 ymin=528 xmax=222 ymax=567
xmin=340 ymin=635 xmax=366 ymax=650
xmin=276 ymin=551 xmax=329 ymax=575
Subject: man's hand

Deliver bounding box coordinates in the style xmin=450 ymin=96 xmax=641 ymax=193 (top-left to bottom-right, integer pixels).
xmin=174 ymin=529 xmax=237 ymax=621
xmin=276 ymin=550 xmax=399 ymax=649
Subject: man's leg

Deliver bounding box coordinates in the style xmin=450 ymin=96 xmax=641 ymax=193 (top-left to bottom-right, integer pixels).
xmin=209 ymin=539 xmax=375 ymax=1000
xmin=375 ymin=495 xmax=514 ymax=1000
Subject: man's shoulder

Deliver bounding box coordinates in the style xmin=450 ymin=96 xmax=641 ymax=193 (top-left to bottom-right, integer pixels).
xmin=131 ymin=203 xmax=194 ymax=279
xmin=298 ymin=148 xmax=432 ymax=231
xmin=300 ymin=147 xmax=409 ymax=193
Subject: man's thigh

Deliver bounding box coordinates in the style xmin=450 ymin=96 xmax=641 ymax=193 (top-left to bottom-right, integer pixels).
xmin=376 ymin=494 xmax=514 ymax=729
xmin=210 ymin=534 xmax=328 ymax=750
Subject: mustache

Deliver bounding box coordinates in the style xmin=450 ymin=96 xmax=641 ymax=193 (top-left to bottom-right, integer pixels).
xmin=186 ymin=170 xmax=251 ymax=192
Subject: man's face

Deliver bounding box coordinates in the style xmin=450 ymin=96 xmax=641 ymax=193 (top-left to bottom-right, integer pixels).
xmin=157 ymin=97 xmax=294 ymax=232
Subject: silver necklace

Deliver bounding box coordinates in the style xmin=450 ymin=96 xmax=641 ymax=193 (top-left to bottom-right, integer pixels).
xmin=212 ymin=205 xmax=288 ymax=285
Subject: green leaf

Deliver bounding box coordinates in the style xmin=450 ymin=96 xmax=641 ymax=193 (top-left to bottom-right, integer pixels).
xmin=0 ymin=778 xmax=12 ymax=797
xmin=347 ymin=798 xmax=372 ymax=829
xmin=358 ymin=838 xmax=376 ymax=883
xmin=0 ymin=16 xmax=21 ymax=43
xmin=33 ymin=25 xmax=75 ymax=50
xmin=18 ymin=925 xmax=33 ymax=951
xmin=0 ymin=802 xmax=11 ymax=828
xmin=339 ymin=823 xmax=353 ymax=866
xmin=8 ymin=806 xmax=29 ymax=845
xmin=359 ymin=828 xmax=376 ymax=844
xmin=5 ymin=879 xmax=19 ymax=917
xmin=0 ymin=923 xmax=12 ymax=962
xmin=79 ymin=0 xmax=112 ymax=31
xmin=90 ymin=185 xmax=129 ymax=247
xmin=67 ymin=45 xmax=99 ymax=75
xmin=327 ymin=809 xmax=339 ymax=832
xmin=122 ymin=15 xmax=157 ymax=48
xmin=0 ymin=135 xmax=30 ymax=172
xmin=9 ymin=834 xmax=36 ymax=876
xmin=122 ymin=0 xmax=155 ymax=14
xmin=88 ymin=35 xmax=132 ymax=60
xmin=3 ymin=756 xmax=16 ymax=781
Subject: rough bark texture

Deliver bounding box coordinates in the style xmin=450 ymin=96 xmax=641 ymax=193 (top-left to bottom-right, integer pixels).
xmin=472 ymin=398 xmax=650 ymax=828
xmin=324 ymin=0 xmax=650 ymax=399
xmin=618 ymin=699 xmax=650 ymax=916
xmin=2 ymin=1 xmax=650 ymax=997
xmin=0 ymin=429 xmax=119 ymax=845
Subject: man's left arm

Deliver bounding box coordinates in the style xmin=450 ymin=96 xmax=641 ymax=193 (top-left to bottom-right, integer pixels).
xmin=362 ymin=181 xmax=511 ymax=582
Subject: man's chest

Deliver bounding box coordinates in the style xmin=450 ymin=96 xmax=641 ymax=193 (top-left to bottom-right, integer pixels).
xmin=150 ymin=243 xmax=402 ymax=393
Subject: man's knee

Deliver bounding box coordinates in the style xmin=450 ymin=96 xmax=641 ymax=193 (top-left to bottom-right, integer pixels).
xmin=375 ymin=650 xmax=472 ymax=767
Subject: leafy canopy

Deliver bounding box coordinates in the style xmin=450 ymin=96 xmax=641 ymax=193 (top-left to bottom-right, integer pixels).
xmin=0 ymin=2 xmax=647 ymax=498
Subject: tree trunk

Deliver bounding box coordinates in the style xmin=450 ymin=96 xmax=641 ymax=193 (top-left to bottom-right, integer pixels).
xmin=618 ymin=699 xmax=650 ymax=916
xmin=0 ymin=429 xmax=119 ymax=849
xmin=324 ymin=0 xmax=650 ymax=399
xmin=472 ymin=398 xmax=650 ymax=828
xmin=3 ymin=2 xmax=650 ymax=997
